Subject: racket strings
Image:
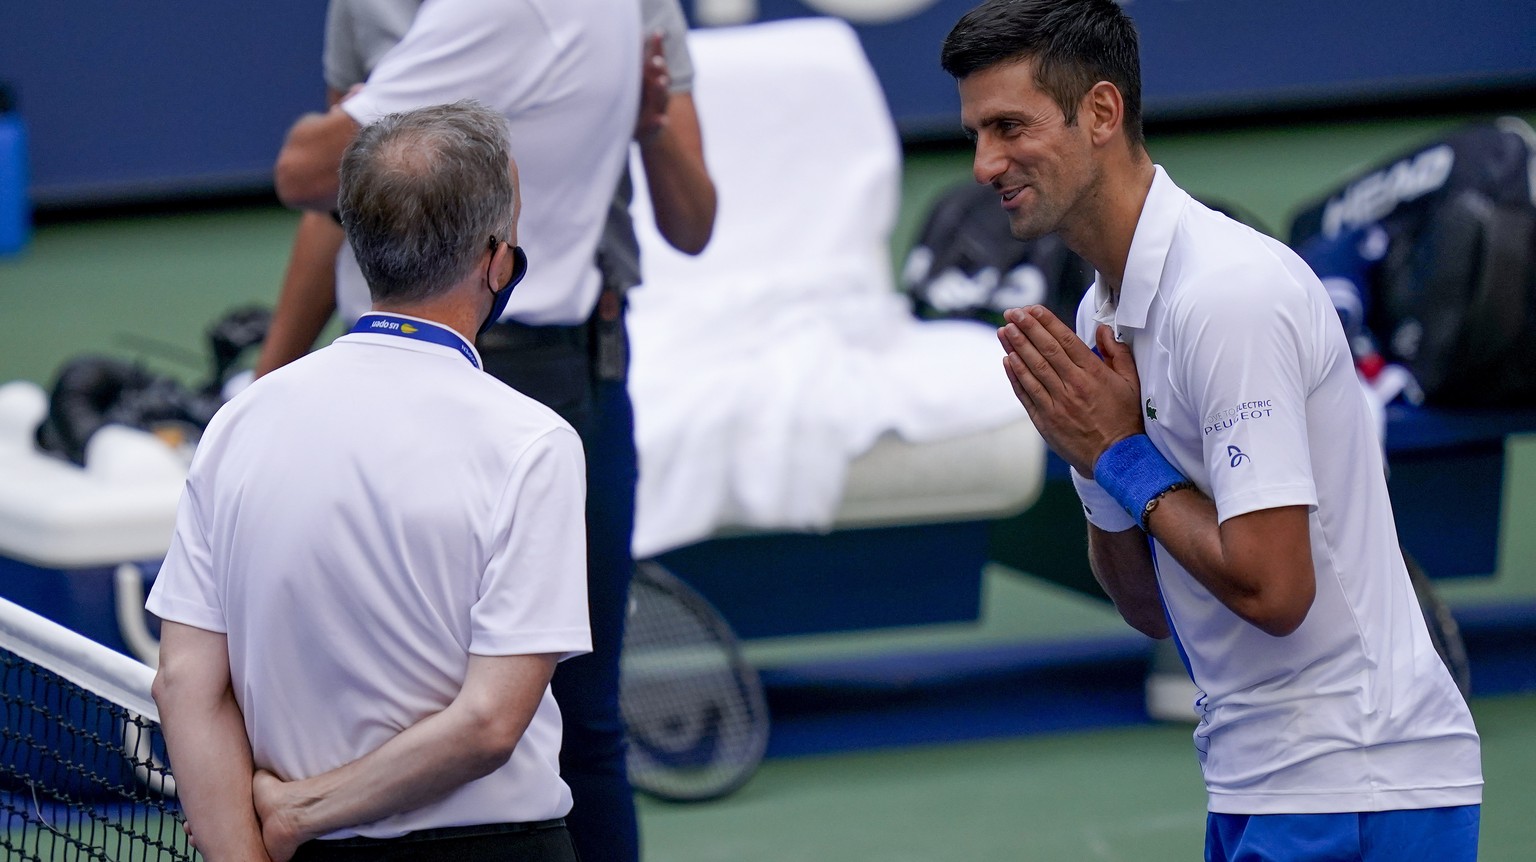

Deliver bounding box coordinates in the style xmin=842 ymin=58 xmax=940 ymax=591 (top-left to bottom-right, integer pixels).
xmin=620 ymin=562 xmax=769 ymax=801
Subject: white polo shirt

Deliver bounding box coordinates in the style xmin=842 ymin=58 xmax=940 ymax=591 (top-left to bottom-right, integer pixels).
xmin=335 ymin=0 xmax=640 ymax=326
xmin=1077 ymin=167 xmax=1482 ymax=814
xmin=147 ymin=315 xmax=591 ymax=836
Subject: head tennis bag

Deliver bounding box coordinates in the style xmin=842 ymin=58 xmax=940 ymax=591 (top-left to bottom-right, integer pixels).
xmin=900 ymin=180 xmax=1092 ymax=328
xmin=1291 ymin=118 xmax=1536 ymax=407
xmin=903 ymin=181 xmax=1271 ymax=331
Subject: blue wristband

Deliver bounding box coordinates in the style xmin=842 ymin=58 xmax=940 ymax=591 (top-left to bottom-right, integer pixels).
xmin=1094 ymin=434 xmax=1188 ymax=530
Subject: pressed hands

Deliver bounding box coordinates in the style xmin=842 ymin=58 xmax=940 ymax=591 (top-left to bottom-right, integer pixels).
xmin=1000 ymin=305 xmax=1316 ymax=636
xmin=998 ymin=305 xmax=1142 ymax=477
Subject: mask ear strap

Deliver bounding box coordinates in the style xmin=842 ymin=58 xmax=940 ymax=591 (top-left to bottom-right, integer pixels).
xmin=505 ymin=246 xmax=528 ymax=291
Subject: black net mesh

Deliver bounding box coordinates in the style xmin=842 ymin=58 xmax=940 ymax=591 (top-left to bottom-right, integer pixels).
xmin=0 ymin=648 xmax=195 ymax=861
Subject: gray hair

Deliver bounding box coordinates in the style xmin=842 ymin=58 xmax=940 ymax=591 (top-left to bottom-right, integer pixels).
xmin=338 ymin=100 xmax=516 ymax=305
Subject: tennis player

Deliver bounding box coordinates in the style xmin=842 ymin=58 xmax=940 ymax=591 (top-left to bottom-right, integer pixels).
xmin=148 ymin=101 xmax=590 ymax=862
xmin=942 ymin=2 xmax=1482 ymax=859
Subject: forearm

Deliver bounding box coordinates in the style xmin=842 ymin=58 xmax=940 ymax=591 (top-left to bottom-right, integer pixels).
xmin=273 ymin=107 xmax=358 ymax=211
xmin=152 ymin=629 xmax=267 ymax=861
xmin=264 ymin=654 xmax=557 ymax=844
xmin=1144 ymin=492 xmax=1314 ymax=636
xmin=638 ymin=95 xmax=715 ymax=255
xmin=254 ymin=212 xmax=342 ymax=377
xmin=1087 ymin=524 xmax=1169 ymax=638
xmin=160 ymin=691 xmax=266 ymax=861
xmin=1088 ymin=433 xmax=1314 ymax=636
xmin=1088 ymin=491 xmax=1311 ymax=639
xmin=279 ymin=712 xmax=500 ymax=839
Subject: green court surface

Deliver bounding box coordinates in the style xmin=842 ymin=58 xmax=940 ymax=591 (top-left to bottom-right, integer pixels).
xmin=4 ymin=111 xmax=1535 ymax=860
xmin=636 ymin=692 xmax=1536 ymax=862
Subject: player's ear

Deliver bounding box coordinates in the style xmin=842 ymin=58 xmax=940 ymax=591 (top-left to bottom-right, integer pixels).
xmin=1084 ymin=81 xmax=1123 ymax=148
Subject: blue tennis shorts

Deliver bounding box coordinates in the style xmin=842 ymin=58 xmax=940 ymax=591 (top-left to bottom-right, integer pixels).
xmin=1205 ymin=805 xmax=1480 ymax=862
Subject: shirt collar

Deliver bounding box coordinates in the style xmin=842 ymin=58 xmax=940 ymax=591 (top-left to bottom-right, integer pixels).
xmin=341 ymin=311 xmax=484 ymax=369
xmin=1091 ymin=165 xmax=1190 ymax=337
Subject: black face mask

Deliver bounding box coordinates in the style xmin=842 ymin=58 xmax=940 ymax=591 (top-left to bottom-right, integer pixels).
xmin=480 ymin=245 xmax=528 ymax=336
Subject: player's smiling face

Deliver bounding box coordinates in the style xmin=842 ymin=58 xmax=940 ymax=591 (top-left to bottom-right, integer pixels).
xmin=959 ymin=59 xmax=1097 ymax=242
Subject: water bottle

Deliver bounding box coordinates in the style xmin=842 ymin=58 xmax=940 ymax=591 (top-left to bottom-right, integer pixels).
xmin=0 ymin=83 xmax=31 ymax=257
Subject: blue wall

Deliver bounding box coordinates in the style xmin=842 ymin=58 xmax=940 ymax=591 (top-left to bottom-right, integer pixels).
xmin=0 ymin=1 xmax=326 ymax=206
xmin=3 ymin=0 xmax=1532 ymax=207
xmin=729 ymin=0 xmax=1536 ymax=136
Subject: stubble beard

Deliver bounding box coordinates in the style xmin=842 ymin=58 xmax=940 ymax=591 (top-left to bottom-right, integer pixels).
xmin=1007 ymin=205 xmax=1058 ymax=242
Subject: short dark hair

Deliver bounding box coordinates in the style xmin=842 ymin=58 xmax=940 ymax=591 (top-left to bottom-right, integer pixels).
xmin=338 ymin=100 xmax=516 ymax=305
xmin=941 ymin=0 xmax=1144 ymax=151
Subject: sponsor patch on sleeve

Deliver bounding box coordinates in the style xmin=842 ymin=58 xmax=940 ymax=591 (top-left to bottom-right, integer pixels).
xmin=1202 ymin=399 xmax=1276 ymax=436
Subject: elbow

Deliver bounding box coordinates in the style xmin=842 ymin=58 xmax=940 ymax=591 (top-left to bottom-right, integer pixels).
xmin=149 ymin=651 xmax=185 ymax=712
xmin=1236 ymin=582 xmax=1316 ymax=638
xmin=663 ymin=206 xmax=716 ymax=256
xmin=273 ymin=149 xmax=304 ymax=209
xmin=1253 ymin=607 xmax=1310 ymax=638
xmin=149 ymin=657 xmax=203 ymax=720
xmin=273 ymin=150 xmax=336 ymax=212
xmin=462 ymin=711 xmax=527 ymax=772
xmin=150 ymin=668 xmax=171 ymax=712
xmin=1121 ymin=606 xmax=1171 ymax=640
xmin=663 ymin=179 xmax=718 ymax=256
xmin=678 ymin=228 xmax=712 ymax=255
xmin=672 ymin=225 xmax=713 ymax=256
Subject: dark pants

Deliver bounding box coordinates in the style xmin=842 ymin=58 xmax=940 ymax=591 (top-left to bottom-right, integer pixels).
xmin=479 ymin=320 xmax=639 ymax=862
xmin=290 ymin=820 xmax=577 ymax=862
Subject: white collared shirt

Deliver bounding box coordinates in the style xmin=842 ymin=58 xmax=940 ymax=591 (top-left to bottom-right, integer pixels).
xmin=335 ymin=0 xmax=640 ymax=326
xmin=1077 ymin=167 xmax=1481 ymax=814
xmin=147 ymin=326 xmax=591 ymax=835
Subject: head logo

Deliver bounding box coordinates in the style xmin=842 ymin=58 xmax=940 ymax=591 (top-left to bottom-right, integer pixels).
xmin=1227 ymin=446 xmax=1250 ymax=468
xmin=400 ymin=323 xmax=418 ymax=334
xmin=1145 ymin=398 xmax=1158 ymax=421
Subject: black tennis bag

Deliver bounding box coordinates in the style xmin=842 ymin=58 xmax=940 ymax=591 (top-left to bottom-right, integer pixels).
xmin=33 ymin=306 xmax=271 ymax=465
xmin=903 ymin=181 xmax=1271 ymax=330
xmin=1290 ymin=119 xmax=1536 ymax=407
xmin=901 ymin=181 xmax=1092 ymax=328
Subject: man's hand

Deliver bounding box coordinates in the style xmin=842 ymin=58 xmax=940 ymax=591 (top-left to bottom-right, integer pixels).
xmin=253 ymin=770 xmax=308 ymax=862
xmin=999 ymin=305 xmax=1143 ymax=476
xmin=232 ymin=654 xmax=558 ymax=848
xmin=635 ymin=32 xmax=670 ymax=142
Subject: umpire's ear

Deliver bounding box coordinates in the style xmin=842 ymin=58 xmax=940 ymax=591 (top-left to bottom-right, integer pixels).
xmin=488 ymin=240 xmax=515 ymax=292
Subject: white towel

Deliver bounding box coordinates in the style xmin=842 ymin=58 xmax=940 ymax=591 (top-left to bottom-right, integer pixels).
xmin=626 ymin=19 xmax=1029 ymax=558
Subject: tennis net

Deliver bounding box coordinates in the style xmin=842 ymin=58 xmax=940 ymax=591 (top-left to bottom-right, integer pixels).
xmin=0 ymin=595 xmax=193 ymax=861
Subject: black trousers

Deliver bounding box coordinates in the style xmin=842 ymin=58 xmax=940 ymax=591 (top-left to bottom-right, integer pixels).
xmin=477 ymin=305 xmax=639 ymax=862
xmin=290 ymin=820 xmax=577 ymax=862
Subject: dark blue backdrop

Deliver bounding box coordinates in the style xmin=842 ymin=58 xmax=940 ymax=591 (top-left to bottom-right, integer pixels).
xmin=0 ymin=1 xmax=327 ymax=206
xmin=2 ymin=0 xmax=1532 ymax=206
xmin=739 ymin=0 xmax=1536 ymax=135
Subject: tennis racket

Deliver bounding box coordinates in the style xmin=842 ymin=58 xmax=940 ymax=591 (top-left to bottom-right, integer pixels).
xmin=620 ymin=560 xmax=769 ymax=802
xmin=1404 ymin=547 xmax=1472 ymax=699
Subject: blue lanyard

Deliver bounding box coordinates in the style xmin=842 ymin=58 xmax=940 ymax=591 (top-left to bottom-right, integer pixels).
xmin=349 ymin=313 xmax=480 ymax=369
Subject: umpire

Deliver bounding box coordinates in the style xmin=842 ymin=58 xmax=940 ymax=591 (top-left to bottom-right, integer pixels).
xmin=150 ymin=101 xmax=591 ymax=862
